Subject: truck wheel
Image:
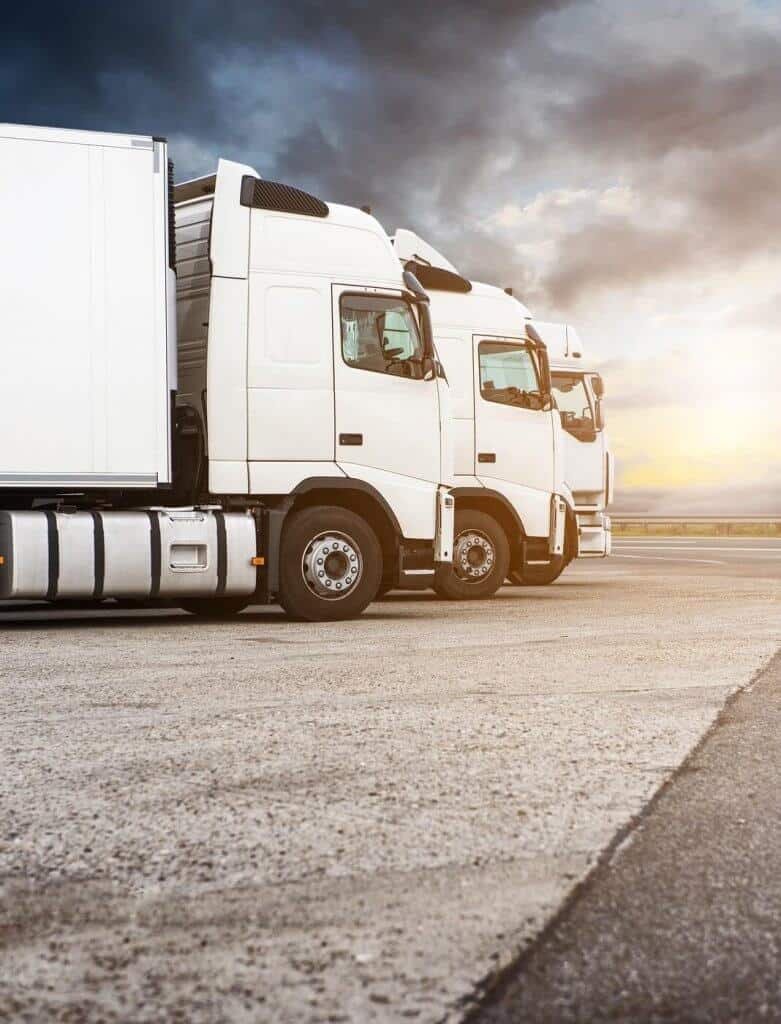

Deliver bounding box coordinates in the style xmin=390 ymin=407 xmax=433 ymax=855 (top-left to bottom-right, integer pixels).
xmin=521 ymin=556 xmax=566 ymax=585
xmin=433 ymin=510 xmax=509 ymax=600
xmin=278 ymin=506 xmax=382 ymax=622
xmin=180 ymin=596 xmax=251 ymax=617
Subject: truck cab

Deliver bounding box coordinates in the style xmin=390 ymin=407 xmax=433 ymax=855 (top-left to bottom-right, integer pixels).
xmin=392 ymin=230 xmax=576 ymax=597
xmin=530 ymin=322 xmax=612 ymax=558
xmin=174 ymin=160 xmax=454 ymax=617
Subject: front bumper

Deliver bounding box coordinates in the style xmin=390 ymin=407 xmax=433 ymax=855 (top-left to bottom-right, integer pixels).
xmin=576 ymin=510 xmax=611 ymax=557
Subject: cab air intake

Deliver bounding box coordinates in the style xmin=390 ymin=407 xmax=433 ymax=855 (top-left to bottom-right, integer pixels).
xmin=167 ymin=158 xmax=177 ymax=270
xmin=240 ymin=175 xmax=329 ymax=218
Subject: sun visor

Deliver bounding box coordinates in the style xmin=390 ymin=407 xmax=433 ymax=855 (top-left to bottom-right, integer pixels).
xmin=393 ymin=228 xmax=461 ymax=273
xmin=404 ymin=261 xmax=472 ymax=293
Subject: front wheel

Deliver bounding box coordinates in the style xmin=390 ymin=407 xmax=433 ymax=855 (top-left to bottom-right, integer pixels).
xmin=278 ymin=506 xmax=382 ymax=622
xmin=520 ymin=556 xmax=566 ymax=585
xmin=433 ymin=509 xmax=509 ymax=600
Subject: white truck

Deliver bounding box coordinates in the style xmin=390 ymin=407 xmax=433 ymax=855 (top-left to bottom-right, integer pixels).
xmin=531 ymin=322 xmax=613 ymax=559
xmin=392 ymin=231 xmax=576 ymax=598
xmin=0 ymin=123 xmax=453 ymax=622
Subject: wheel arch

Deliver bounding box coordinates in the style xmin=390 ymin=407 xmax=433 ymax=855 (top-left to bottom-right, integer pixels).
xmin=290 ymin=478 xmax=400 ymax=580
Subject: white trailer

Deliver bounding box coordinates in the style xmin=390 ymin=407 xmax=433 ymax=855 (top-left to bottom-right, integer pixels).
xmin=0 ymin=124 xmax=453 ymax=621
xmin=392 ymin=231 xmax=576 ymax=598
xmin=530 ymin=322 xmax=613 ymax=558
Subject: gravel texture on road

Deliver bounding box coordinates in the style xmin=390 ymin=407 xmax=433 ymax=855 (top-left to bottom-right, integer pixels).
xmin=1 ymin=566 xmax=779 ymax=1022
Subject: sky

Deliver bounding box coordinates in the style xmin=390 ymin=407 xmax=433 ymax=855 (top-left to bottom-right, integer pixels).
xmin=3 ymin=0 xmax=780 ymax=512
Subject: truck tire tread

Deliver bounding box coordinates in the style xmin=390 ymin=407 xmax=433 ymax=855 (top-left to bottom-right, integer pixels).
xmin=278 ymin=506 xmax=382 ymax=622
xmin=433 ymin=509 xmax=509 ymax=601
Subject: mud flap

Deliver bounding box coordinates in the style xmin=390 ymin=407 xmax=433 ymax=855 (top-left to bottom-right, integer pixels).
xmin=435 ymin=488 xmax=455 ymax=564
xmin=549 ymin=495 xmax=567 ymax=557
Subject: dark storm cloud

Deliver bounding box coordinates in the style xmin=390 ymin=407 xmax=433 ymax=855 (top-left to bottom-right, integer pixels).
xmin=3 ymin=2 xmax=567 ymax=148
xmin=531 ymin=32 xmax=781 ymax=308
xmin=4 ymin=1 xmax=781 ymax=310
xmin=234 ymin=1 xmax=573 ymax=222
xmin=543 ymin=217 xmax=690 ymax=308
xmin=537 ymin=131 xmax=781 ymax=309
xmin=548 ymin=56 xmax=781 ymax=160
xmin=2 ymin=0 xmax=576 ymax=253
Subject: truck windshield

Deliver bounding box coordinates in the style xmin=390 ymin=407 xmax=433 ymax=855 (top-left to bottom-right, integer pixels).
xmin=551 ymin=372 xmax=595 ymax=438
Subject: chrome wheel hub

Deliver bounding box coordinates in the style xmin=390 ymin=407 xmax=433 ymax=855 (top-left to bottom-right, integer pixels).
xmin=453 ymin=529 xmax=495 ymax=582
xmin=302 ymin=531 xmax=362 ymax=600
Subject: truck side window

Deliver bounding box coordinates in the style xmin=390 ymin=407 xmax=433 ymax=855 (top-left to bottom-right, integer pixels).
xmin=341 ymin=295 xmax=425 ymax=379
xmin=551 ymin=372 xmax=596 ymax=439
xmin=478 ymin=342 xmax=541 ymax=409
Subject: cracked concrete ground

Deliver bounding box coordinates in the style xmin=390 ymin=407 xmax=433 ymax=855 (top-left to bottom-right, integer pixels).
xmin=1 ymin=557 xmax=779 ymax=1022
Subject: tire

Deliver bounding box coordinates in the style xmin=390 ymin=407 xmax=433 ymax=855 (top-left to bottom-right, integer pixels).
xmin=375 ymin=583 xmax=394 ymax=599
xmin=278 ymin=506 xmax=382 ymax=622
xmin=520 ymin=556 xmax=566 ymax=586
xmin=180 ymin=596 xmax=251 ymax=617
xmin=433 ymin=509 xmax=510 ymax=600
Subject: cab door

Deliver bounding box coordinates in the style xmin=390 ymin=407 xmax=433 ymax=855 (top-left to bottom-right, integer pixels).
xmin=473 ymin=336 xmax=555 ymax=499
xmin=551 ymin=371 xmax=605 ymax=499
xmin=332 ymin=286 xmax=441 ymax=485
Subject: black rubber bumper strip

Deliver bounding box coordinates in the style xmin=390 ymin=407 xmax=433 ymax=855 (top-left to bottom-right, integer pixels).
xmin=215 ymin=511 xmax=228 ymax=597
xmin=45 ymin=511 xmax=59 ymax=601
xmin=148 ymin=511 xmax=161 ymax=598
xmin=91 ymin=511 xmax=105 ymax=600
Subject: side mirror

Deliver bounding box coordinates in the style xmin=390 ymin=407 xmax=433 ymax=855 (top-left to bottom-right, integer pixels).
xmin=592 ymin=374 xmax=605 ymax=399
xmin=402 ymin=268 xmax=436 ymax=364
xmin=594 ymin=399 xmax=605 ymax=431
xmin=418 ymin=298 xmax=436 ymax=360
xmin=535 ymin=340 xmax=553 ymax=410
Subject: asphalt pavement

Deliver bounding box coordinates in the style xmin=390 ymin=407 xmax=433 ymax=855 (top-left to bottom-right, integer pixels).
xmin=473 ymin=648 xmax=781 ymax=1024
xmin=1 ymin=547 xmax=779 ymax=1022
xmin=608 ymin=536 xmax=781 ymax=577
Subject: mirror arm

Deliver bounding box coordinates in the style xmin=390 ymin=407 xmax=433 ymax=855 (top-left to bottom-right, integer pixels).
xmin=417 ymin=297 xmax=436 ymax=361
xmin=533 ymin=340 xmax=553 ymax=407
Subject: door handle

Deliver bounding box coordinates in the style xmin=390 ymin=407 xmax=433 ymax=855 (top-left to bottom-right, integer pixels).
xmin=339 ymin=433 xmax=363 ymax=446
xmin=478 ymin=452 xmax=496 ymax=463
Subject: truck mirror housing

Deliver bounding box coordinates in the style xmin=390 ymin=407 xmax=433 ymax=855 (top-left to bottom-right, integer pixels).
xmin=418 ymin=300 xmax=436 ymax=363
xmin=402 ymin=269 xmax=436 ymax=362
xmin=592 ymin=374 xmax=605 ymax=399
xmin=594 ymin=400 xmax=605 ymax=431
xmin=536 ymin=341 xmax=553 ymax=403
xmin=525 ymin=322 xmax=553 ymax=404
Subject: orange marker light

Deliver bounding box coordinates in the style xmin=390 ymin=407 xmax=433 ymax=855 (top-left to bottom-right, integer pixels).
xmin=251 ymin=556 xmax=265 ymax=566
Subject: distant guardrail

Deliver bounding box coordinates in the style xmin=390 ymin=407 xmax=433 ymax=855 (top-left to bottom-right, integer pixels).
xmin=611 ymin=515 xmax=781 ymax=536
